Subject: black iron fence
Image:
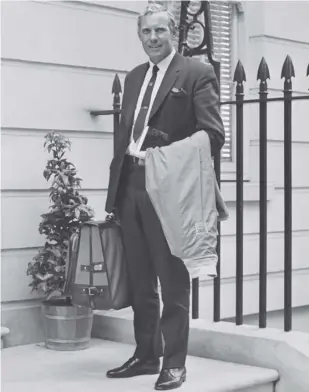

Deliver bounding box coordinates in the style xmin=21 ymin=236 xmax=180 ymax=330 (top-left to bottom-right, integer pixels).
xmin=217 ymin=56 xmax=308 ymax=332
xmin=90 ymin=55 xmax=309 ymax=332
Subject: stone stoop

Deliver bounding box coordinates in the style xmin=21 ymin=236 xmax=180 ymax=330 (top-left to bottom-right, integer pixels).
xmin=92 ymin=310 xmax=309 ymax=392
xmin=1 ymin=326 xmax=10 ymax=349
xmin=2 ymin=339 xmax=278 ymax=392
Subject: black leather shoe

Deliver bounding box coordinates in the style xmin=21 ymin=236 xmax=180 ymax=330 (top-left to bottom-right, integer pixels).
xmin=155 ymin=367 xmax=186 ymax=390
xmin=106 ymin=357 xmax=160 ymax=378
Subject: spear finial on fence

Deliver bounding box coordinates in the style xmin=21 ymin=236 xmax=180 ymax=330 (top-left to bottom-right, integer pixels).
xmin=281 ymin=55 xmax=295 ymax=92
xmin=257 ymin=57 xmax=270 ymax=82
xmin=306 ymin=63 xmax=309 ymax=76
xmin=281 ymin=55 xmax=295 ymax=80
xmin=257 ymin=57 xmax=270 ymax=94
xmin=233 ymin=60 xmax=246 ymax=84
xmin=112 ymin=73 xmax=122 ymax=95
xmin=111 ymin=74 xmax=122 ymax=154
xmin=112 ymin=73 xmax=122 ymax=113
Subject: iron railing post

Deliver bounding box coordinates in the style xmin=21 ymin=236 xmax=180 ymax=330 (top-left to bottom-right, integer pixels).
xmin=257 ymin=57 xmax=270 ymax=328
xmin=192 ymin=279 xmax=199 ymax=319
xmin=112 ymin=74 xmax=122 ymax=157
xmin=281 ymin=55 xmax=295 ymax=332
xmin=234 ymin=60 xmax=246 ymax=325
xmin=178 ymin=0 xmax=221 ymax=321
xmin=202 ymin=0 xmax=222 ymax=323
xmin=213 ymin=60 xmax=222 ymax=322
xmin=178 ymin=1 xmax=190 ymax=56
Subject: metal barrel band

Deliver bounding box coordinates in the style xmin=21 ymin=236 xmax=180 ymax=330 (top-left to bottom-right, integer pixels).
xmin=45 ymin=314 xmax=92 ymax=320
xmin=46 ymin=337 xmax=91 ymax=344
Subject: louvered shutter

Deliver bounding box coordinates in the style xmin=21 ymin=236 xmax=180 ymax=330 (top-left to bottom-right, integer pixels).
xmin=162 ymin=1 xmax=234 ymax=160
xmin=208 ymin=2 xmax=233 ymax=160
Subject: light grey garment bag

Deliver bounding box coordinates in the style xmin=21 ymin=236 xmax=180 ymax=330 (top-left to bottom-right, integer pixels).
xmin=145 ymin=131 xmax=229 ymax=279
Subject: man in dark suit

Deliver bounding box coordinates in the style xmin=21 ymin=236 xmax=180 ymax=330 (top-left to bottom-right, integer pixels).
xmin=105 ymin=4 xmax=224 ymax=390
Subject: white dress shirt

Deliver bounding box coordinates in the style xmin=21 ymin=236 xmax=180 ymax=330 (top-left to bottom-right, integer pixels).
xmin=126 ymin=48 xmax=176 ymax=158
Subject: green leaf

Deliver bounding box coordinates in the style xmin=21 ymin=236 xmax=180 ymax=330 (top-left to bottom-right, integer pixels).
xmin=50 ymin=248 xmax=61 ymax=258
xmin=35 ymin=272 xmax=54 ymax=281
xmin=74 ymin=208 xmax=80 ymax=220
xmin=61 ymin=174 xmax=69 ymax=186
xmin=38 ymin=282 xmax=47 ymax=292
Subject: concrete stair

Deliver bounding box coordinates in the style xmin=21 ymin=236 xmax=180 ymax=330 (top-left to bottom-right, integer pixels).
xmin=2 ymin=339 xmax=278 ymax=392
xmin=1 ymin=326 xmax=10 ymax=349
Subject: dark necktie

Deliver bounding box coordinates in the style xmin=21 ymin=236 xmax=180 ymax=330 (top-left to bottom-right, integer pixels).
xmin=132 ymin=65 xmax=159 ymax=142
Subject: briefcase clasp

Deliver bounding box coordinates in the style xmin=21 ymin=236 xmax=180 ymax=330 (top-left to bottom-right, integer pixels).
xmin=82 ymin=286 xmax=104 ymax=296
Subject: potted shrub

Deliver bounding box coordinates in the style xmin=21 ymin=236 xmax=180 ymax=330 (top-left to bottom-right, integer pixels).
xmin=27 ymin=132 xmax=95 ymax=350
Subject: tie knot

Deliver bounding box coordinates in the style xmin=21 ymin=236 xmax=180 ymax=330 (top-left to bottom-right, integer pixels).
xmin=152 ymin=65 xmax=159 ymax=75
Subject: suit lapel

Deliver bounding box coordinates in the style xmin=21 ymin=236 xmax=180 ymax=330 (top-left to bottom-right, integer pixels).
xmin=149 ymin=53 xmax=184 ymax=121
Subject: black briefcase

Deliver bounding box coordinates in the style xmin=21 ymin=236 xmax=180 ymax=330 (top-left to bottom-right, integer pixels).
xmin=64 ymin=220 xmax=131 ymax=310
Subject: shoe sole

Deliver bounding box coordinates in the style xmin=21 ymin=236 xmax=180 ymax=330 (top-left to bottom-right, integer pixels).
xmin=107 ymin=368 xmax=160 ymax=378
xmin=154 ymin=375 xmax=186 ymax=390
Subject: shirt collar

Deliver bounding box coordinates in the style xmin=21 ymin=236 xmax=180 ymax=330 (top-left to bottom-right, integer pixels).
xmin=149 ymin=48 xmax=176 ymax=73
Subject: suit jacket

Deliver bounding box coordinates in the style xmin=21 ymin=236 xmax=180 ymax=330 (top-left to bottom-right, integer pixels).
xmin=144 ymin=131 xmax=229 ymax=279
xmin=105 ymin=52 xmax=225 ymax=213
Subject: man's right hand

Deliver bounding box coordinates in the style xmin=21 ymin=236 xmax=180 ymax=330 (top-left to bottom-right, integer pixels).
xmin=105 ymin=213 xmax=115 ymax=222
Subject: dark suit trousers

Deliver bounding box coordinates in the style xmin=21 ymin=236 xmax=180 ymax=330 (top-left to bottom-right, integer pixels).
xmin=117 ymin=157 xmax=190 ymax=369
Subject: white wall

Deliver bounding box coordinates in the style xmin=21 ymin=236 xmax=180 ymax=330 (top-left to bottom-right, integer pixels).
xmin=1 ymin=0 xmax=147 ymax=346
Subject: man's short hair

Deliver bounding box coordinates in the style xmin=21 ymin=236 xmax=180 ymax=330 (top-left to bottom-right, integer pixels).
xmin=137 ymin=3 xmax=177 ymax=34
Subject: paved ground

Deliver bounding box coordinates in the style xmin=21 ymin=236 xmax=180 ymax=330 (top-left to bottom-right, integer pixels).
xmin=1 ymin=339 xmax=278 ymax=392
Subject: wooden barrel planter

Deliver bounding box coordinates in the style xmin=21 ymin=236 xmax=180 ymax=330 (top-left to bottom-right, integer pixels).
xmin=42 ymin=298 xmax=93 ymax=351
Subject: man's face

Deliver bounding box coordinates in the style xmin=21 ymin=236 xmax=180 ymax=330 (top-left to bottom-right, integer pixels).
xmin=138 ymin=12 xmax=174 ymax=64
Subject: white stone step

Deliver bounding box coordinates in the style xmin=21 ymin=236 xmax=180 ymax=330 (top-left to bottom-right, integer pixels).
xmin=1 ymin=326 xmax=10 ymax=349
xmin=2 ymin=339 xmax=278 ymax=392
